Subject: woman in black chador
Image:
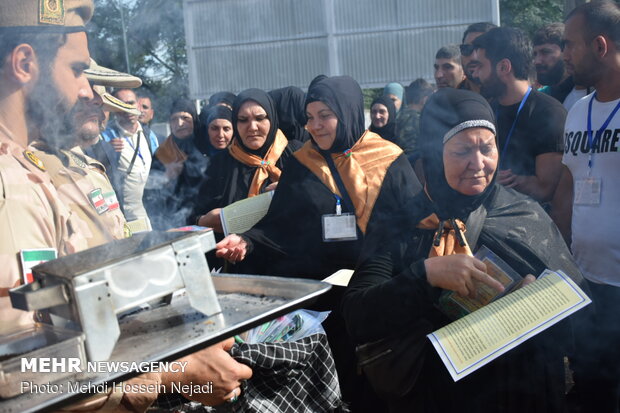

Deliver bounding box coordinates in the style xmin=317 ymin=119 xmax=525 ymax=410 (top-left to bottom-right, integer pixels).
xmin=342 ymin=88 xmax=586 ymax=413
xmin=190 ymin=89 xmax=301 ymax=232
xmin=215 ymin=75 xmax=421 ymax=411
xmin=216 ymin=75 xmax=420 ymax=278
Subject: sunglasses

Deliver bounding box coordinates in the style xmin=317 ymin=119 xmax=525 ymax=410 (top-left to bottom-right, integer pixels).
xmin=459 ymin=44 xmax=475 ymax=57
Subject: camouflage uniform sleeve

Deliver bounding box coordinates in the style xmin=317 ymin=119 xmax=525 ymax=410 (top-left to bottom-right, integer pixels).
xmin=0 ymin=142 xmax=88 ymax=330
xmin=0 ymin=151 xmax=58 ymax=329
xmin=395 ymin=109 xmax=421 ymax=161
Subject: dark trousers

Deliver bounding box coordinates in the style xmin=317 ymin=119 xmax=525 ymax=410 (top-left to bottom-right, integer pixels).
xmin=568 ymin=280 xmax=620 ymax=413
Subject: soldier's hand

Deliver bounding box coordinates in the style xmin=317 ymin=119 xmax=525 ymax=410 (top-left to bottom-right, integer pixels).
xmin=160 ymin=338 xmax=252 ymax=406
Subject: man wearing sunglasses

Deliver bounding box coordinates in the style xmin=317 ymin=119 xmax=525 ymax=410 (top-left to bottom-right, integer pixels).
xmin=459 ymin=22 xmax=497 ymax=94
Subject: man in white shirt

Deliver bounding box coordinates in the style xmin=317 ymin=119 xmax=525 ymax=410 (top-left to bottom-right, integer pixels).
xmin=555 ymin=2 xmax=620 ymax=411
xmin=101 ymin=88 xmax=159 ymax=230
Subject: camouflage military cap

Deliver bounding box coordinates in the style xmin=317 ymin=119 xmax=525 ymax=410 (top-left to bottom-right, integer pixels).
xmin=0 ymin=0 xmax=94 ymax=32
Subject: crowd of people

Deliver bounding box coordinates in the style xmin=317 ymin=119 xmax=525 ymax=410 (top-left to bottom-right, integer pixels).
xmin=1 ymin=0 xmax=619 ymax=412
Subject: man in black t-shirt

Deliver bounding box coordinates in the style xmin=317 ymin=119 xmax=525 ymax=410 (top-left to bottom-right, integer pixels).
xmin=471 ymin=27 xmax=566 ymax=203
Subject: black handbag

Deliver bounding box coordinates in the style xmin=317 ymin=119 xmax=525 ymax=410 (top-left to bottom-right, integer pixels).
xmin=355 ymin=319 xmax=433 ymax=399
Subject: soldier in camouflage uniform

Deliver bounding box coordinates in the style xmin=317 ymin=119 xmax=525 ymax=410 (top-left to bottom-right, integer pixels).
xmin=0 ymin=0 xmax=93 ymax=329
xmin=30 ymin=61 xmax=143 ymax=247
xmin=395 ymin=78 xmax=434 ymax=167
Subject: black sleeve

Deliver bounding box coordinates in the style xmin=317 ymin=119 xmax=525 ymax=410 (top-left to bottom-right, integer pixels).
xmin=365 ymin=154 xmax=422 ymax=237
xmin=341 ymin=244 xmax=439 ymax=344
xmin=237 ymin=158 xmax=309 ymax=273
xmin=187 ymin=154 xmax=227 ymax=225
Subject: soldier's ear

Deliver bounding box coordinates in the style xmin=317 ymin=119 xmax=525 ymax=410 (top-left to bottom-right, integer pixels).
xmin=11 ymin=44 xmax=39 ymax=86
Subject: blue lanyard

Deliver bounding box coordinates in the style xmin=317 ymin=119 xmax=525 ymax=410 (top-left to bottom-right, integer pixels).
xmin=333 ymin=195 xmax=342 ymax=215
xmin=587 ymin=92 xmax=620 ymax=168
xmin=497 ymin=86 xmax=532 ymax=164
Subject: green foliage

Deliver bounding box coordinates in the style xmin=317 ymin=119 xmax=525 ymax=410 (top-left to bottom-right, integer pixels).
xmin=87 ymin=0 xmax=188 ymax=122
xmin=363 ymin=88 xmax=383 ymax=110
xmin=500 ymin=0 xmax=564 ymax=35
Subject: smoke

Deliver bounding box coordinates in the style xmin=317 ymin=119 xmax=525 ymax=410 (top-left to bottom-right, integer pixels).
xmin=25 ymin=65 xmax=76 ymax=150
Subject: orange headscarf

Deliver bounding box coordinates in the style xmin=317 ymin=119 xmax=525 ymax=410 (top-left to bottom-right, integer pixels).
xmin=415 ymin=186 xmax=473 ymax=257
xmin=417 ymin=214 xmax=473 ymax=257
xmin=155 ymin=135 xmax=188 ymax=165
xmin=228 ymin=129 xmax=289 ymax=197
xmin=293 ymin=130 xmax=402 ymax=234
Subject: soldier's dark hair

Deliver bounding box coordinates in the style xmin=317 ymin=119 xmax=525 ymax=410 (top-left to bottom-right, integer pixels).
xmin=566 ymin=1 xmax=620 ymax=49
xmin=406 ymin=78 xmax=434 ymax=104
xmin=473 ymin=27 xmax=533 ymax=81
xmin=462 ymin=22 xmax=497 ymax=44
xmin=435 ymin=45 xmax=461 ymax=62
xmin=0 ymin=32 xmax=67 ymax=74
xmin=533 ymin=23 xmax=564 ymax=47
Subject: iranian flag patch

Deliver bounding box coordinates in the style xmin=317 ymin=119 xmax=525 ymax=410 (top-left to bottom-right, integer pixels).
xmin=103 ymin=190 xmax=120 ymax=211
xmin=20 ymin=248 xmax=57 ymax=284
xmin=89 ymin=188 xmax=108 ymax=215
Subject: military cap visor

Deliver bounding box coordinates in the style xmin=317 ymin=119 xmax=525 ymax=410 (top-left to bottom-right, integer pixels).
xmin=85 ymin=59 xmax=142 ymax=89
xmin=0 ymin=0 xmax=94 ymax=32
xmin=92 ymin=85 xmax=141 ymax=116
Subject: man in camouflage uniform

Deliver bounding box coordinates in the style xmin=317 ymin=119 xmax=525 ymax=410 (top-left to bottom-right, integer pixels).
xmin=30 ymin=61 xmax=142 ymax=246
xmin=395 ymin=78 xmax=434 ymax=168
xmin=0 ymin=0 xmax=92 ymax=329
xmin=0 ymin=2 xmax=252 ymax=410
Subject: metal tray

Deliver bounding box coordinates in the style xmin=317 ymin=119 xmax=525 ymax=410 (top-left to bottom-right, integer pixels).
xmin=0 ymin=274 xmax=330 ymax=413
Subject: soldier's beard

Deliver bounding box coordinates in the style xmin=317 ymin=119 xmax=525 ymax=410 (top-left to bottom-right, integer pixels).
xmin=25 ymin=69 xmax=76 ymax=150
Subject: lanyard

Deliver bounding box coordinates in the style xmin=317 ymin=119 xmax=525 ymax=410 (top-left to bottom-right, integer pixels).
xmin=497 ymin=86 xmax=532 ymax=164
xmin=587 ymin=92 xmax=620 ymax=169
xmin=334 ymin=195 xmax=342 ymax=215
xmin=124 ymin=131 xmax=144 ymax=164
xmin=321 ymin=148 xmax=356 ymax=215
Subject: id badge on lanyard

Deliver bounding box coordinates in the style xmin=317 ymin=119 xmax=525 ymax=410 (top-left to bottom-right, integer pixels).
xmin=574 ymin=178 xmax=601 ymax=205
xmin=579 ymin=93 xmax=620 ymax=206
xmin=322 ymin=196 xmax=358 ymax=242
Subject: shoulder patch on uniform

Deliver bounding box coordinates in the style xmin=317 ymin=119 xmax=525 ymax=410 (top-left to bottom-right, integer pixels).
xmin=89 ymin=188 xmax=109 ymax=215
xmin=23 ymin=150 xmax=46 ymax=171
xmin=39 ymin=0 xmax=65 ymax=25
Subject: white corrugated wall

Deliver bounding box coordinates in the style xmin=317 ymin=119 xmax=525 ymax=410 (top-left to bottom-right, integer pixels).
xmin=183 ymin=0 xmax=500 ymax=99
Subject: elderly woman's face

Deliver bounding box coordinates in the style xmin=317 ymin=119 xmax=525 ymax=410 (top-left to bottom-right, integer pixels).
xmin=443 ymin=127 xmax=498 ymax=195
xmin=170 ymin=111 xmax=194 ymax=139
xmin=306 ymin=101 xmax=338 ymax=150
xmin=208 ymin=118 xmax=233 ymax=149
xmin=237 ymin=100 xmax=270 ymax=150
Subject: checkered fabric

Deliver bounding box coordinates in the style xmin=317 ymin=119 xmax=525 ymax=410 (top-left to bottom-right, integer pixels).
xmin=150 ymin=333 xmax=344 ymax=413
xmin=226 ymin=332 xmax=344 ymax=413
